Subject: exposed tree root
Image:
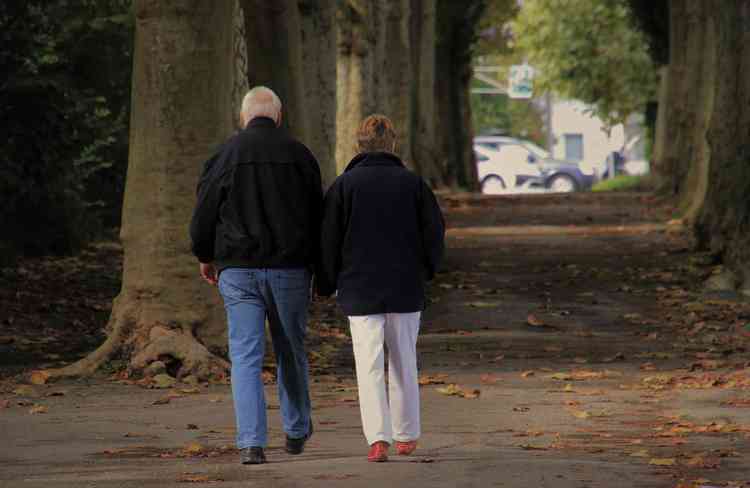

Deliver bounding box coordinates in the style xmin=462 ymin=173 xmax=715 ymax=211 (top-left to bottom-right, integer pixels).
xmin=45 ymin=297 xmax=229 ymax=382
xmin=131 ymin=326 xmax=229 ymax=381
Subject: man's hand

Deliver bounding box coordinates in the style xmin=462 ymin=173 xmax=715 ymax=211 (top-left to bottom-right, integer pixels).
xmin=200 ymin=262 xmax=218 ymax=286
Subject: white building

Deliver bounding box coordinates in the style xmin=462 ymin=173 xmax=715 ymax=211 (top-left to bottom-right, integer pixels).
xmin=548 ymin=98 xmax=632 ymax=175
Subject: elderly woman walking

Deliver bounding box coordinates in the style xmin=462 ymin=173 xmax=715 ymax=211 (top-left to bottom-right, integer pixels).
xmin=317 ymin=115 xmax=445 ymax=462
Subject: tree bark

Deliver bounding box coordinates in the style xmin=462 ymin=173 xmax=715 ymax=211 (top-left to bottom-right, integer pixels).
xmin=695 ymin=0 xmax=750 ymax=290
xmin=680 ymin=2 xmax=715 ymax=221
xmin=49 ymin=0 xmax=234 ymax=380
xmin=658 ymin=0 xmax=689 ymax=196
xmin=240 ymin=0 xmax=308 ymax=138
xmin=299 ymin=0 xmax=338 ymax=187
xmin=409 ymin=0 xmax=442 ymax=186
xmin=435 ymin=0 xmax=483 ymax=190
xmin=336 ymin=2 xmax=372 ymax=173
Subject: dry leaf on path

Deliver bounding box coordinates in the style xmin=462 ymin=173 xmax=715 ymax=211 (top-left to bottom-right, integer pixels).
xmin=569 ymin=409 xmax=590 ymax=419
xmin=419 ymin=374 xmax=448 ymax=386
xmin=13 ymin=385 xmax=38 ymax=397
xmin=436 ymin=384 xmax=480 ymax=399
xmin=178 ymin=473 xmax=223 ymax=483
xmin=630 ymin=449 xmax=649 ymax=457
xmin=29 ymin=404 xmax=48 ymax=414
xmin=183 ymin=442 xmax=204 ymax=456
xmin=480 ymin=374 xmax=498 ymax=384
xmin=521 ymin=370 xmax=535 ymax=378
xmin=648 ymin=457 xmax=676 ymax=466
xmin=29 ymin=370 xmax=50 ymax=385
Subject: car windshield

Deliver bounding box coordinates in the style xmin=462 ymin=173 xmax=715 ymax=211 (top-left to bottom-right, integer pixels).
xmin=522 ymin=141 xmax=550 ymax=159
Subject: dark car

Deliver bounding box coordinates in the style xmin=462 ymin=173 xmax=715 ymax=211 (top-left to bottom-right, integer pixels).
xmin=474 ymin=136 xmax=595 ymax=192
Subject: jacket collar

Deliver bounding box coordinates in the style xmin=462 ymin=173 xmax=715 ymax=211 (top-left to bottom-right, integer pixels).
xmin=344 ymin=151 xmax=405 ymax=172
xmin=245 ymin=116 xmax=278 ymax=129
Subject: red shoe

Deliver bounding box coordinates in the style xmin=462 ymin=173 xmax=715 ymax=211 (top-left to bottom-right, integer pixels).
xmin=395 ymin=440 xmax=417 ymax=456
xmin=367 ymin=441 xmax=389 ymax=462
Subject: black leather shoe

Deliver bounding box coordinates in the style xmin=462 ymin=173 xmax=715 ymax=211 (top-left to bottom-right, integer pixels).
xmin=240 ymin=447 xmax=266 ymax=464
xmin=285 ymin=422 xmax=314 ymax=455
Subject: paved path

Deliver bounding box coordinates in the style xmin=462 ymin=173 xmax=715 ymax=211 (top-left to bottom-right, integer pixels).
xmin=2 ymin=193 xmax=749 ymax=488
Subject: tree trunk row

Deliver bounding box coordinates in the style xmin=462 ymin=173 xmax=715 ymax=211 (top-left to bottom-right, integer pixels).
xmin=51 ymin=0 xmax=482 ymax=380
xmin=653 ymin=0 xmax=750 ymax=292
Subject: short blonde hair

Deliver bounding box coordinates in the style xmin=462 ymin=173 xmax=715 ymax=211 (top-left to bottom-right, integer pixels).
xmin=357 ymin=114 xmax=396 ymax=153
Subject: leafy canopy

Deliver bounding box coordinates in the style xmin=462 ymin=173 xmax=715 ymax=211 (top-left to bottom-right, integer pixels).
xmin=512 ymin=0 xmax=657 ymax=126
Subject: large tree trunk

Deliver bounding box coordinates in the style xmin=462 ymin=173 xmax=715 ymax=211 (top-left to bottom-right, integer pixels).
xmin=657 ymin=0 xmax=689 ymax=196
xmin=49 ymin=0 xmax=234 ymax=380
xmin=241 ymin=0 xmax=307 ymax=138
xmin=299 ymin=0 xmax=338 ymax=187
xmin=378 ymin=0 xmax=413 ymax=166
xmin=335 ymin=1 xmax=374 ymax=173
xmin=695 ymin=0 xmax=750 ymax=291
xmin=679 ymin=2 xmax=715 ymax=221
xmin=435 ymin=0 xmax=483 ymax=190
xmin=409 ymin=0 xmax=442 ymax=186
xmin=337 ymin=0 xmax=411 ymax=173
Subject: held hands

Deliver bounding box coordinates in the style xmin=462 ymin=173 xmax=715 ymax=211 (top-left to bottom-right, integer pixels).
xmin=200 ymin=262 xmax=218 ymax=286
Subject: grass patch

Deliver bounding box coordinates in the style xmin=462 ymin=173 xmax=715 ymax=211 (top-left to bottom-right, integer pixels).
xmin=592 ymin=175 xmax=653 ymax=192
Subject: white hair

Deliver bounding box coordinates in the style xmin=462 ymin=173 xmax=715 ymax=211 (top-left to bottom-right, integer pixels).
xmin=241 ymin=86 xmax=282 ymax=124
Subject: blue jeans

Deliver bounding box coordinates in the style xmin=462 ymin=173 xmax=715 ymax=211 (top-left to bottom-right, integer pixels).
xmin=218 ymin=268 xmax=312 ymax=448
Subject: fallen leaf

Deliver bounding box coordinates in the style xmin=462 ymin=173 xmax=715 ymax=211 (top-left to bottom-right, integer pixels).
xmin=29 ymin=404 xmax=48 ymax=414
xmin=462 ymin=389 xmax=481 ymax=399
xmin=186 ymin=424 xmax=199 ymax=430
xmin=630 ymin=449 xmax=649 ymax=458
xmin=46 ymin=390 xmax=66 ymax=397
xmin=480 ymin=374 xmax=498 ymax=384
xmin=521 ymin=370 xmax=535 ymax=378
xmin=29 ymin=370 xmax=51 ymax=385
xmin=152 ymin=396 xmax=171 ymax=405
xmin=649 ymin=457 xmax=676 ymax=466
xmin=569 ymin=409 xmax=590 ymax=419
xmin=183 ymin=442 xmax=204 ymax=456
xmin=177 ymin=473 xmax=223 ymax=483
xmin=489 ymin=354 xmax=505 ymax=362
xmin=419 ymin=374 xmax=448 ymax=386
xmin=513 ymin=406 xmax=530 ymax=412
xmin=180 ymin=387 xmax=201 ymax=394
xmin=13 ymin=385 xmax=38 ymax=397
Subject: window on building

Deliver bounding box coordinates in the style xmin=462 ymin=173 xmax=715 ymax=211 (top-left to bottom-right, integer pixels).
xmin=564 ymin=134 xmax=584 ymax=161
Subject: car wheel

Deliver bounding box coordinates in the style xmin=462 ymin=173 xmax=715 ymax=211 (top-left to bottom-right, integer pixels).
xmin=547 ymin=174 xmax=578 ymax=193
xmin=481 ymin=175 xmax=507 ymax=195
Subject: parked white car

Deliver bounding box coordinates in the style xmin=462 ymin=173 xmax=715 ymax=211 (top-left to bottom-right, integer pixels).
xmin=474 ymin=143 xmax=545 ymax=194
xmin=474 ymin=136 xmax=595 ymax=194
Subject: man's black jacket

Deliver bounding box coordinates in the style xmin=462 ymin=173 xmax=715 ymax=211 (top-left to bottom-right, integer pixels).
xmin=190 ymin=117 xmax=323 ymax=271
xmin=317 ymin=151 xmax=445 ymax=316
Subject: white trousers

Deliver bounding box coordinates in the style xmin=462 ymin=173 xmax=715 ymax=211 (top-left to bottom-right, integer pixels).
xmin=348 ymin=312 xmax=421 ymax=446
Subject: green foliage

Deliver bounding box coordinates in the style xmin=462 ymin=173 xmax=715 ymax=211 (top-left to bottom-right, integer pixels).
xmin=512 ymin=0 xmax=658 ymax=126
xmin=471 ymin=92 xmax=546 ymax=145
xmin=0 ymin=0 xmax=133 ymax=258
xmin=592 ymin=175 xmax=653 ymax=192
xmin=472 ymin=1 xmax=546 ymax=146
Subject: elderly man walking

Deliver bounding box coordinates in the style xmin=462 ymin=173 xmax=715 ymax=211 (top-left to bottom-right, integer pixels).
xmin=317 ymin=114 xmax=445 ymax=462
xmin=190 ymin=87 xmax=321 ymax=465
